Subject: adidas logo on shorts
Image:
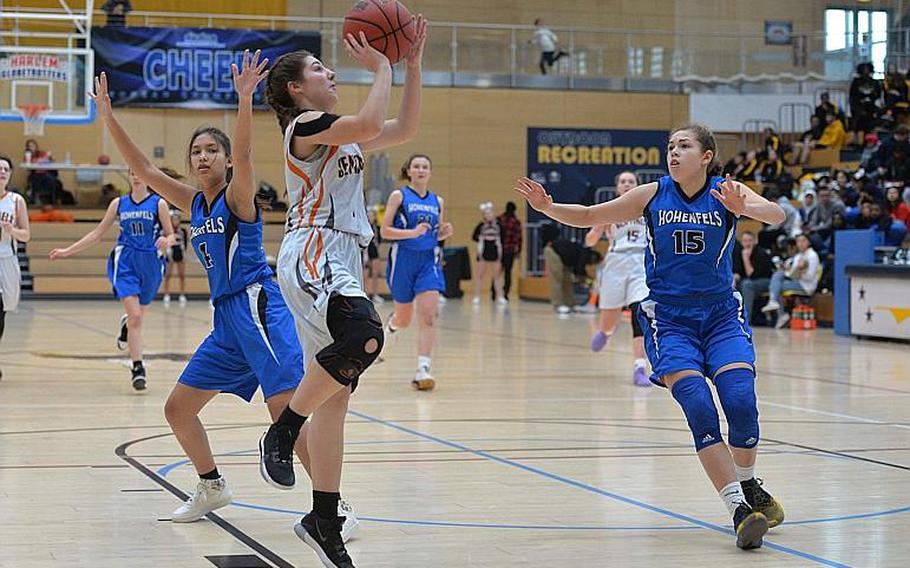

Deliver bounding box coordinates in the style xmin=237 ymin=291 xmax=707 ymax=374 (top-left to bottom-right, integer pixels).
xmin=702 ymin=434 xmax=715 ymax=444
xmin=745 ymin=437 xmax=757 ymax=446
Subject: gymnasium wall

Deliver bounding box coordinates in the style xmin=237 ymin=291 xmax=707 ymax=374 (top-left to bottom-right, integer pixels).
xmin=0 ymin=86 xmax=688 ymax=257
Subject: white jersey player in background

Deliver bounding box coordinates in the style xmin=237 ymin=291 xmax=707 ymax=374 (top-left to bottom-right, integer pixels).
xmin=0 ymin=156 xmax=31 ymax=380
xmin=585 ymin=171 xmax=651 ymax=387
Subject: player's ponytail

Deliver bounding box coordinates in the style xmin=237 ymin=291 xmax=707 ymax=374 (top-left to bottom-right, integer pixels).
xmin=672 ymin=123 xmax=719 ymax=175
xmin=265 ymin=50 xmax=313 ymax=132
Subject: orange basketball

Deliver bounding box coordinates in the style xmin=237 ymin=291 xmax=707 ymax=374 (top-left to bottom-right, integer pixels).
xmin=97 ymin=154 xmax=111 ymax=165
xmin=342 ymin=0 xmax=416 ymax=65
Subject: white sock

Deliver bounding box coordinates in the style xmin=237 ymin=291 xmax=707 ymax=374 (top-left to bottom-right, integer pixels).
xmin=634 ymin=358 xmax=647 ymax=370
xmin=719 ymin=481 xmax=748 ymax=516
xmin=418 ymin=356 xmax=431 ymax=371
xmin=734 ymin=463 xmax=755 ymax=482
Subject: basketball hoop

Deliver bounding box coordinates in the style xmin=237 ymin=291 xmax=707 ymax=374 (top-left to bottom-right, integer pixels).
xmin=17 ymin=104 xmax=49 ymax=136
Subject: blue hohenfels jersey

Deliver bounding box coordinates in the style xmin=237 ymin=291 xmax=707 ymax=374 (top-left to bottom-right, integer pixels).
xmin=118 ymin=194 xmax=161 ymax=252
xmin=393 ymin=187 xmax=440 ymax=251
xmin=190 ymin=189 xmax=274 ymax=302
xmin=643 ymin=175 xmax=737 ymax=303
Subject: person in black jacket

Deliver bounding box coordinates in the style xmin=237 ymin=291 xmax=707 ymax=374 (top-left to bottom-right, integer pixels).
xmin=849 ymin=63 xmax=882 ymax=141
xmin=733 ymin=231 xmax=774 ymax=323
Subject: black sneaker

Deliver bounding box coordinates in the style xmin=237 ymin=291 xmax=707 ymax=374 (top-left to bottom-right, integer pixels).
xmin=258 ymin=424 xmax=295 ymax=490
xmin=294 ymin=513 xmax=355 ymax=568
xmin=733 ymin=503 xmax=768 ymax=550
xmin=117 ymin=315 xmax=128 ymax=351
xmin=741 ymin=478 xmax=785 ymax=528
xmin=131 ymin=365 xmax=147 ymax=391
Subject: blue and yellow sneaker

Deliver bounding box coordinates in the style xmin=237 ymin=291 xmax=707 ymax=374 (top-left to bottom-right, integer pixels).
xmin=733 ymin=503 xmax=768 ymax=550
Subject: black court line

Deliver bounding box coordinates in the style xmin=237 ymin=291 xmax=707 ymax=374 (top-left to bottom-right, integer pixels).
xmin=115 ymin=428 xmax=294 ymax=568
xmin=764 ymin=436 xmax=910 ymax=472
xmin=121 ymin=488 xmax=164 ymax=492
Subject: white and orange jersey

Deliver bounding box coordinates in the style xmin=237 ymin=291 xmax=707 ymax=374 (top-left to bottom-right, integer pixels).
xmin=283 ymin=113 xmax=374 ymax=247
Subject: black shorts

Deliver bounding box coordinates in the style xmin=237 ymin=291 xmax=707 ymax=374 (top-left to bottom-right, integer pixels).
xmin=480 ymin=241 xmax=500 ymax=262
xmin=367 ymin=242 xmax=379 ymax=260
xmin=171 ymin=246 xmax=185 ymax=263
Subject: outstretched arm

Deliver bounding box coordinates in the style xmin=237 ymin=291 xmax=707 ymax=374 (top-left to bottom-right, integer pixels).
xmin=514 ymin=177 xmax=654 ymax=228
xmin=361 ymin=16 xmax=428 ymax=152
xmin=225 ymin=49 xmax=270 ymax=223
xmin=89 ymin=73 xmax=198 ymax=213
xmin=48 ymin=198 xmax=119 ymax=259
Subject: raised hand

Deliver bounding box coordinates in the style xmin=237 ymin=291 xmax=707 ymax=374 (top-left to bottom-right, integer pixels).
xmin=710 ymin=174 xmax=747 ymax=217
xmin=405 ymin=15 xmax=428 ymax=69
xmin=344 ymin=31 xmax=390 ymax=73
xmin=231 ymin=49 xmax=269 ymax=98
xmin=513 ymin=177 xmax=553 ymax=213
xmin=88 ymin=72 xmax=114 ymax=120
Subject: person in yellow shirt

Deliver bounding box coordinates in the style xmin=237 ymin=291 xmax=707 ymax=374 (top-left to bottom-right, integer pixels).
xmin=796 ymin=113 xmax=846 ymax=163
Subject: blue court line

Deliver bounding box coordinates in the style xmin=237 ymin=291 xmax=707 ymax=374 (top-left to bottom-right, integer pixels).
xmin=348 ymin=410 xmax=852 ymax=568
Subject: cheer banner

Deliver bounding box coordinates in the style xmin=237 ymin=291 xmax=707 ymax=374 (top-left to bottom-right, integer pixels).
xmin=525 ymin=127 xmax=669 ymax=223
xmin=93 ymin=26 xmax=320 ymax=108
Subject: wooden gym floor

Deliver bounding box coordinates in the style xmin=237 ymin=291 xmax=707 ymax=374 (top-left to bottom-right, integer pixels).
xmin=0 ymin=298 xmax=907 ymax=567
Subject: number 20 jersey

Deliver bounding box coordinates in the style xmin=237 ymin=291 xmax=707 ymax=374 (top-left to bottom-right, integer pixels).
xmin=190 ymin=189 xmax=274 ymax=302
xmin=643 ymin=175 xmax=737 ymax=302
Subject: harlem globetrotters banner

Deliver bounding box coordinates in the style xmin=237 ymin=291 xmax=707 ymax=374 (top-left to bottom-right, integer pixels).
xmin=93 ymin=27 xmax=320 ymax=108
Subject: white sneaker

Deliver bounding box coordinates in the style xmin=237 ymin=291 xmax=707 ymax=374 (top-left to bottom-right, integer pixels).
xmin=172 ymin=477 xmax=233 ymax=523
xmin=371 ymin=294 xmax=385 ymax=305
xmin=412 ymin=366 xmax=436 ymax=391
xmin=162 ymin=294 xmax=171 ymax=306
xmin=556 ymin=305 xmax=571 ymax=315
xmin=761 ymin=300 xmax=781 ymax=313
xmin=472 ymin=296 xmax=481 ymax=305
xmin=339 ymin=499 xmax=361 ymax=543
xmin=496 ymin=296 xmax=509 ymax=305
xmin=178 ymin=294 xmax=187 ymax=306
xmin=438 ymin=295 xmax=447 ymax=304
xmin=775 ymin=312 xmax=791 ymax=329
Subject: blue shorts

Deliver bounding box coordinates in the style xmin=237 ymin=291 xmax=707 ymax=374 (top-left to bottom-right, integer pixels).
xmin=387 ymin=245 xmax=445 ymax=303
xmin=179 ymin=279 xmax=304 ymax=402
xmin=107 ymin=246 xmax=164 ymax=305
xmin=637 ymin=292 xmax=755 ymax=386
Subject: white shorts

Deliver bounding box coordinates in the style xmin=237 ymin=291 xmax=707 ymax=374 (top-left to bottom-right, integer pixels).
xmin=598 ymin=252 xmax=648 ymax=310
xmin=0 ymin=255 xmax=21 ymax=312
xmin=277 ymin=227 xmax=367 ymax=366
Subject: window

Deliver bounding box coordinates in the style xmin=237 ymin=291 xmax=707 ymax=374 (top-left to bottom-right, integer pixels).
xmin=825 ymin=8 xmax=889 ymax=77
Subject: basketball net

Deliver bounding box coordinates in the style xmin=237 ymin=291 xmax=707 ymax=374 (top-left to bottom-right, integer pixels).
xmin=17 ymin=104 xmax=50 ymax=136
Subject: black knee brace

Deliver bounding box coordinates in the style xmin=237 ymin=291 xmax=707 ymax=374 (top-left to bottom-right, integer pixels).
xmin=629 ymin=301 xmax=644 ymax=338
xmin=316 ymin=295 xmax=384 ymax=386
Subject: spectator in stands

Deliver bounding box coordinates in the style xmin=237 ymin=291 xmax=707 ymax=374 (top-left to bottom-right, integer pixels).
xmin=763 ymin=127 xmax=782 ymax=155
xmin=791 ymin=116 xmax=823 ymax=166
xmin=759 ymin=188 xmax=803 ymax=248
xmin=722 ymin=152 xmax=747 ymax=178
xmin=531 ymin=19 xmax=570 ymax=75
xmin=101 ymin=0 xmax=132 ymax=27
xmin=738 ymin=149 xmax=760 ymax=180
xmin=854 ymin=200 xmax=878 ymax=229
xmin=875 ymin=125 xmax=910 ymax=184
xmin=794 ymin=113 xmax=847 ymax=164
xmin=886 ymin=185 xmax=910 ymax=230
xmin=883 ymin=63 xmax=909 ymax=123
xmin=758 ymin=148 xmax=784 ymax=186
xmin=733 ymin=231 xmax=774 ymax=324
xmin=805 ymin=186 xmax=846 ymax=252
xmin=833 ymin=170 xmax=859 ymax=207
xmin=761 ymin=233 xmax=821 ymax=329
xmin=493 ymin=201 xmax=522 ymax=300
xmin=800 ymin=188 xmax=816 ymax=221
xmin=870 ymin=201 xmax=894 ymax=231
xmin=815 ymin=92 xmax=843 ymax=125
xmin=23 ymin=139 xmax=60 ymax=205
xmin=849 ymin=62 xmax=882 ymax=143
xmin=860 ymin=132 xmax=880 ymax=167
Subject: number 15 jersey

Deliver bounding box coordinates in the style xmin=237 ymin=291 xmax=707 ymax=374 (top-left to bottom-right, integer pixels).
xmin=190 ymin=188 xmax=274 ymax=302
xmin=643 ymin=175 xmax=737 ymax=302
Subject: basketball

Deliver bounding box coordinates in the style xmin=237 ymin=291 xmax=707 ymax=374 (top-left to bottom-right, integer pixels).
xmin=97 ymin=154 xmax=110 ymax=165
xmin=342 ymin=0 xmax=416 ymax=65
